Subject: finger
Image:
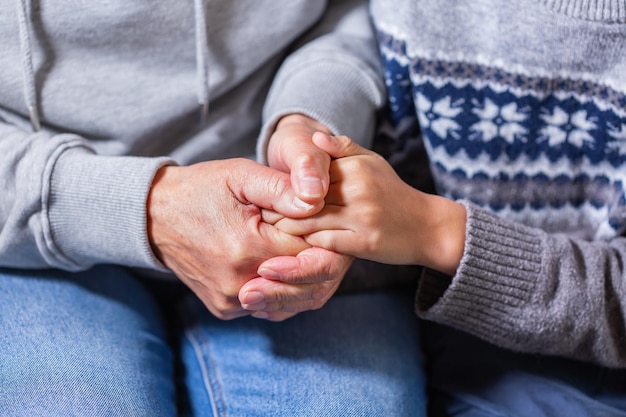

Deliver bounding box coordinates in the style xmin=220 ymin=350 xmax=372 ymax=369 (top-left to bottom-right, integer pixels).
xmin=213 ymin=309 xmax=251 ymax=321
xmin=241 ymin=249 xmax=354 ymax=320
xmin=240 ymin=277 xmax=340 ymax=321
xmin=256 ymin=247 xmax=352 ymax=285
xmin=311 ymin=132 xmax=374 ymax=159
xmin=250 ymin=310 xmax=298 ymax=322
xmin=255 ymin=299 xmax=327 ymax=313
xmin=246 ymin=297 xmax=329 ymax=313
xmin=272 ymin=216 xmax=314 ymax=236
xmin=257 ymin=221 xmax=311 ymax=255
xmin=285 ymin=137 xmax=331 ymax=203
xmin=273 ymin=205 xmax=346 ymax=236
xmin=239 ymin=277 xmax=327 ymax=308
xmin=199 ymin=296 xmax=251 ymax=321
xmin=243 ymin=278 xmax=342 ymax=321
xmin=260 ymin=209 xmax=284 ymax=225
xmin=302 ymin=230 xmax=359 ymax=257
xmin=236 ymin=160 xmax=323 ymax=218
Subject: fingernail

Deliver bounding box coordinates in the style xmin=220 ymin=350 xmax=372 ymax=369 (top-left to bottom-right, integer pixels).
xmin=242 ymin=291 xmax=264 ymax=305
xmin=294 ymin=197 xmax=315 ymax=211
xmin=299 ymin=177 xmax=324 ymax=199
xmin=257 ymin=267 xmax=281 ymax=280
xmin=252 ymin=311 xmax=269 ymax=319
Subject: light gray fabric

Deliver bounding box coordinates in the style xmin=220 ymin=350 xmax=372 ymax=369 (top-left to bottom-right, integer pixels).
xmin=15 ymin=0 xmax=40 ymax=131
xmin=0 ymin=0 xmax=384 ymax=271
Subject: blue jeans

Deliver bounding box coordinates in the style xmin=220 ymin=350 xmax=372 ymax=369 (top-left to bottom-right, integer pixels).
xmin=422 ymin=321 xmax=626 ymax=417
xmin=0 ymin=265 xmax=426 ymax=416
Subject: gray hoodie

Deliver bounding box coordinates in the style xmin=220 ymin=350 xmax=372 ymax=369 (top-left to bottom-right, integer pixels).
xmin=0 ymin=1 xmax=385 ymax=272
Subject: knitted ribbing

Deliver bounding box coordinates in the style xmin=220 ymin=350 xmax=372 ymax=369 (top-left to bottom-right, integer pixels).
xmin=539 ymin=0 xmax=626 ymax=22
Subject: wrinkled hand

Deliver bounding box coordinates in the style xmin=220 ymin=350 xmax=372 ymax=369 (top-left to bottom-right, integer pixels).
xmin=147 ymin=158 xmax=318 ymax=320
xmin=238 ymin=114 xmax=354 ymax=321
xmin=239 ymin=247 xmax=354 ymax=321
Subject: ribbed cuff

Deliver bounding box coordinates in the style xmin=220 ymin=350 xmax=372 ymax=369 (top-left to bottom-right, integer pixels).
xmin=45 ymin=145 xmax=175 ymax=271
xmin=539 ymin=0 xmax=626 ymax=22
xmin=417 ymin=201 xmax=545 ymax=341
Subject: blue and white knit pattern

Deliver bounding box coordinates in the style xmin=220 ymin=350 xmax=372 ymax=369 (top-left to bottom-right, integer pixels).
xmin=378 ymin=29 xmax=626 ymax=240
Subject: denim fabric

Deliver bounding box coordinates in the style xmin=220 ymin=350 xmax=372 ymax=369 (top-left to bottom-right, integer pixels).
xmin=422 ymin=322 xmax=626 ymax=417
xmin=0 ymin=267 xmax=427 ymax=416
xmin=0 ymin=266 xmax=176 ymax=417
xmin=178 ymin=291 xmax=427 ymax=417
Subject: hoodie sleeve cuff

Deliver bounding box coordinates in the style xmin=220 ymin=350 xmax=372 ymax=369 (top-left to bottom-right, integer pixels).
xmin=45 ymin=143 xmax=175 ymax=271
xmin=416 ymin=200 xmax=544 ymax=342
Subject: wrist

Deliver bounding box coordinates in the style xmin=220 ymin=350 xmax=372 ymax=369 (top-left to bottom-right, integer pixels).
xmin=146 ymin=165 xmax=176 ymax=264
xmin=421 ymin=195 xmax=467 ymax=275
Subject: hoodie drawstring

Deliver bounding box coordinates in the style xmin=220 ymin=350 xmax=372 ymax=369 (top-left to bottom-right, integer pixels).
xmin=16 ymin=0 xmax=41 ymax=132
xmin=194 ymin=0 xmax=210 ymax=126
xmin=15 ymin=2 xmax=209 ymax=131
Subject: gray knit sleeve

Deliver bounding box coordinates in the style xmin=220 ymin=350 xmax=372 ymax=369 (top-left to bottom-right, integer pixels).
xmin=0 ymin=122 xmax=173 ymax=271
xmin=417 ymin=200 xmax=626 ymax=368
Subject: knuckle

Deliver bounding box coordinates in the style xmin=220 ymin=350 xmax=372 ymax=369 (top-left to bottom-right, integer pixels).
xmin=212 ymin=310 xmax=230 ymax=320
xmin=341 ymin=157 xmax=361 ymax=174
xmin=309 ymin=299 xmax=326 ymax=311
xmin=216 ymin=278 xmax=242 ymax=300
xmin=346 ymin=155 xmax=369 ymax=172
xmin=220 ymin=311 xmax=247 ymax=321
xmin=364 ymin=228 xmax=384 ymax=256
xmin=359 ymin=203 xmax=384 ymax=229
xmin=268 ymin=172 xmax=291 ymax=198
xmin=313 ymin=233 xmax=339 ymax=253
xmin=296 ymin=152 xmax=319 ymax=170
xmin=344 ymin=182 xmax=369 ymax=202
xmin=223 ymin=287 xmax=241 ymax=300
xmin=226 ymin=238 xmax=250 ymax=263
xmin=269 ymin=289 xmax=288 ymax=304
xmin=211 ymin=297 xmax=238 ymax=316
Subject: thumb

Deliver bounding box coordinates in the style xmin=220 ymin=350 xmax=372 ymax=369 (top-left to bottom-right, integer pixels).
xmin=236 ymin=160 xmax=323 ymax=218
xmin=311 ymin=132 xmax=374 ymax=159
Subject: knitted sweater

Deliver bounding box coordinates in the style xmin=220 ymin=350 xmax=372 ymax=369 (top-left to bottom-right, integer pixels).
xmin=371 ymin=0 xmax=626 ymax=367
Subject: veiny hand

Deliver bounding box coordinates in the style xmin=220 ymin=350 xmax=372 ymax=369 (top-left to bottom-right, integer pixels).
xmin=269 ymin=133 xmax=467 ymax=275
xmin=146 ymin=158 xmax=318 ymax=320
xmin=238 ymin=115 xmax=353 ymax=321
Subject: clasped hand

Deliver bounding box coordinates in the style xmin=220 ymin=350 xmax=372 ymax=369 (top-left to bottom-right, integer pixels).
xmin=147 ymin=115 xmax=354 ymax=321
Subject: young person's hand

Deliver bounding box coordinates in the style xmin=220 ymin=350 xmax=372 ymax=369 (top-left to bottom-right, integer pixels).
xmin=270 ymin=133 xmax=467 ymax=276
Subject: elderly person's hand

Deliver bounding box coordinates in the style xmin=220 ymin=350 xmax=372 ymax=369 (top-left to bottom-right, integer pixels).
xmin=147 ymin=158 xmax=317 ymax=320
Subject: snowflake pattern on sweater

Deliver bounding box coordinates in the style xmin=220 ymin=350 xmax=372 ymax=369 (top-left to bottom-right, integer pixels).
xmin=378 ymin=29 xmax=626 ymax=240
